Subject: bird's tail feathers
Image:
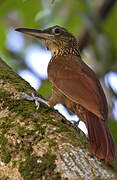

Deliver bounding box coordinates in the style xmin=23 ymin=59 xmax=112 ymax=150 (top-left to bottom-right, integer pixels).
xmin=85 ymin=110 xmax=116 ymax=163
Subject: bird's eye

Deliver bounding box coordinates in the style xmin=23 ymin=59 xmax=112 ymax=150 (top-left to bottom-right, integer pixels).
xmin=53 ymin=27 xmax=61 ymax=35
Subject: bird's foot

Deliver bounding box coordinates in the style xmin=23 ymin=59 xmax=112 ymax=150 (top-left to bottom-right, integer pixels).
xmin=15 ymin=92 xmax=49 ymax=110
xmin=71 ymin=119 xmax=80 ymax=126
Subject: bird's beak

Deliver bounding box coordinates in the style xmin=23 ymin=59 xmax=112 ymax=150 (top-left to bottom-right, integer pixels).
xmin=15 ymin=28 xmax=53 ymax=40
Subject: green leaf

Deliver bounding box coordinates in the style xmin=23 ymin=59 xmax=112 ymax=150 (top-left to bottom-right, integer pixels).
xmin=38 ymin=80 xmax=51 ymax=99
xmin=102 ymin=5 xmax=117 ymax=54
xmin=109 ymin=120 xmax=117 ymax=171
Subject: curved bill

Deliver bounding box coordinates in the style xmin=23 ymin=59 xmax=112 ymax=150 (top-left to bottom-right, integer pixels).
xmin=15 ymin=28 xmax=52 ymax=40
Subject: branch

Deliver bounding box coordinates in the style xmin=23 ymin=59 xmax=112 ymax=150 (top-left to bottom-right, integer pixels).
xmin=0 ymin=58 xmax=116 ymax=179
xmin=79 ymin=0 xmax=116 ymax=52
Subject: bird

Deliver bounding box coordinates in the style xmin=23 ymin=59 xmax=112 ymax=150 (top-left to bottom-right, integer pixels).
xmin=15 ymin=25 xmax=116 ymax=164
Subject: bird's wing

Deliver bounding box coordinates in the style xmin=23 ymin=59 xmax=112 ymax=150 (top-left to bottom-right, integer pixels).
xmin=48 ymin=55 xmax=108 ymax=119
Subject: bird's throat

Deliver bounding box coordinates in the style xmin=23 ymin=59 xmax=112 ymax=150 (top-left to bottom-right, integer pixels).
xmin=44 ymin=39 xmax=80 ymax=57
xmin=51 ymin=47 xmax=80 ymax=57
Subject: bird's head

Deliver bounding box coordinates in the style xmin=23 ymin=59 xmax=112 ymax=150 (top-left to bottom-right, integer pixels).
xmin=15 ymin=25 xmax=79 ymax=56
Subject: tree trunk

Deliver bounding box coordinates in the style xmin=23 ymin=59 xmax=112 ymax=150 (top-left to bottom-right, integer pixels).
xmin=0 ymin=58 xmax=116 ymax=180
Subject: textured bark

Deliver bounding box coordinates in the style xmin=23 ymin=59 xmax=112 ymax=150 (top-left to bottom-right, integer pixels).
xmin=0 ymin=57 xmax=117 ymax=180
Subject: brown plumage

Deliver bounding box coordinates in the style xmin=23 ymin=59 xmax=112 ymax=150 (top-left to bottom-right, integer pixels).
xmin=15 ymin=25 xmax=116 ymax=163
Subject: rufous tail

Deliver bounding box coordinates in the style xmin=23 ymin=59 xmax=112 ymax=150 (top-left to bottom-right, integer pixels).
xmin=85 ymin=110 xmax=116 ymax=164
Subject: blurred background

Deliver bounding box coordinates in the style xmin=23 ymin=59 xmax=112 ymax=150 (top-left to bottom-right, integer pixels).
xmin=0 ymin=0 xmax=117 ymax=169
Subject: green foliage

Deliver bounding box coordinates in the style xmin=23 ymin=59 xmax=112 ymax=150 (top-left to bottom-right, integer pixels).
xmin=103 ymin=5 xmax=117 ymax=54
xmin=51 ymin=0 xmax=55 ymax=4
xmin=0 ymin=0 xmax=42 ymax=60
xmin=109 ymin=120 xmax=117 ymax=171
xmin=38 ymin=80 xmax=51 ymax=98
xmin=109 ymin=120 xmax=117 ymax=150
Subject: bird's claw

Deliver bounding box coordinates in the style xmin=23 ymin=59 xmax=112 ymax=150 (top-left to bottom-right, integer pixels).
xmin=15 ymin=92 xmax=35 ymax=101
xmin=15 ymin=92 xmax=48 ymax=110
xmin=71 ymin=119 xmax=80 ymax=126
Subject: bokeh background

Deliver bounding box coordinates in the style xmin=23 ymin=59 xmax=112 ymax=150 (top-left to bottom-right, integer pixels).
xmin=0 ymin=0 xmax=117 ymax=169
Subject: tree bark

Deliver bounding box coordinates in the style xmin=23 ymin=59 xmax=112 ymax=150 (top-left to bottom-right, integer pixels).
xmin=0 ymin=57 xmax=116 ymax=180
